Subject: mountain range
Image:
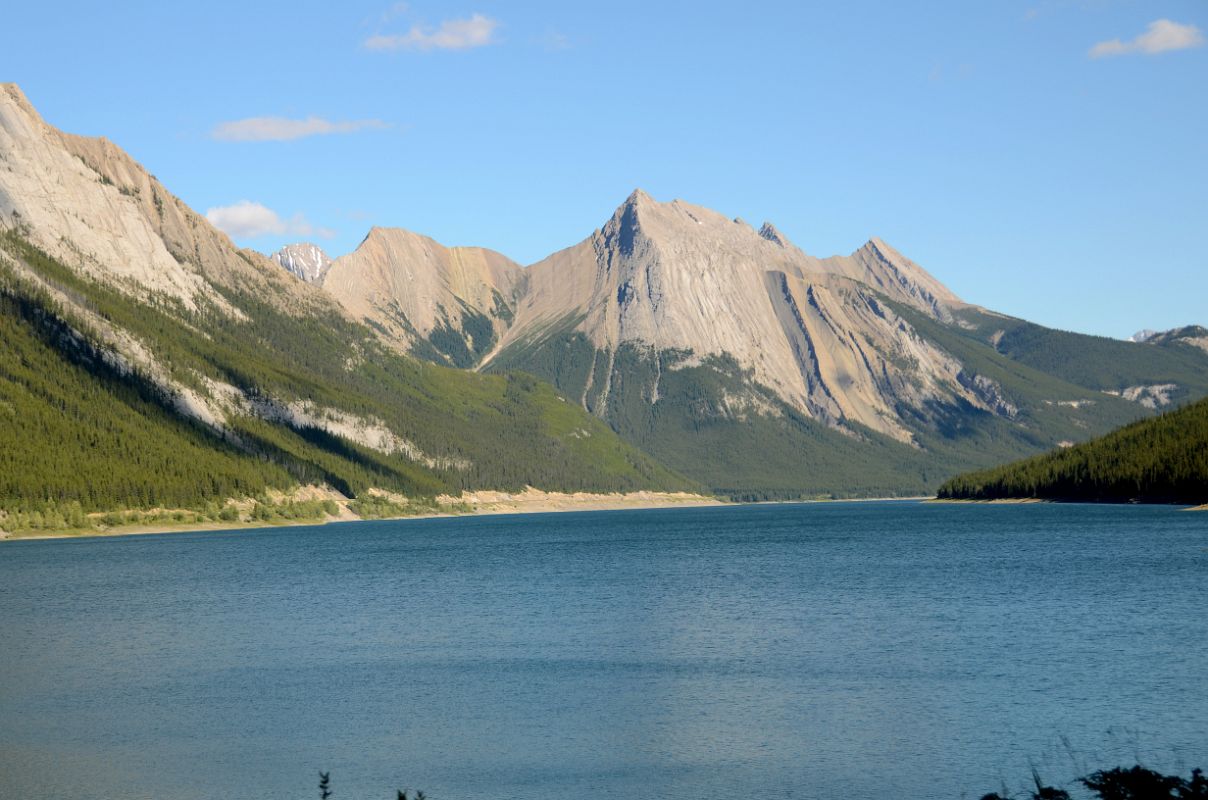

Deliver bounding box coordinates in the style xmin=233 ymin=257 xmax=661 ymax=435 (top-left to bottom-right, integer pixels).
xmin=272 ymin=191 xmax=1208 ymax=498
xmin=2 ymin=82 xmax=1206 ymax=519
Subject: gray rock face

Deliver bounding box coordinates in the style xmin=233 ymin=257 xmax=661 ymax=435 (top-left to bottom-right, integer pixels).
xmin=269 ymin=243 xmax=332 ymax=283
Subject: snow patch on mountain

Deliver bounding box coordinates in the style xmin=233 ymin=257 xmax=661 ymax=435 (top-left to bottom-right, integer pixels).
xmin=269 ymin=242 xmax=332 ymax=284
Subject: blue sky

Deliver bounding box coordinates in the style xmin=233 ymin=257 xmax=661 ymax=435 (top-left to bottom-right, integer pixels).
xmin=2 ymin=1 xmax=1205 ymax=338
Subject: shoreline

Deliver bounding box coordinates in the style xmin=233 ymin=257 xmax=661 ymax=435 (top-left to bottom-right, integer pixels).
xmin=0 ymin=491 xmax=939 ymax=542
xmin=2 ymin=490 xmax=724 ymax=542
xmin=6 ymin=494 xmax=1202 ymax=542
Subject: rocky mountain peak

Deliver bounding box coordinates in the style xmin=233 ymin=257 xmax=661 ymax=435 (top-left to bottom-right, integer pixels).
xmin=321 ymin=225 xmax=522 ymax=366
xmin=0 ymin=83 xmax=322 ymax=319
xmin=1 ymin=83 xmax=40 ymax=123
xmin=268 ymin=243 xmax=333 ymax=284
xmin=758 ymin=222 xmax=791 ymax=248
xmin=602 ymin=189 xmax=657 ymax=257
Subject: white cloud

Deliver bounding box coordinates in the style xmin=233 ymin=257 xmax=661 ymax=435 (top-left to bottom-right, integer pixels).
xmin=1090 ymin=19 xmax=1205 ymax=58
xmin=365 ymin=13 xmax=499 ymax=51
xmin=211 ymin=116 xmax=390 ymax=142
xmin=205 ymin=201 xmax=334 ymax=240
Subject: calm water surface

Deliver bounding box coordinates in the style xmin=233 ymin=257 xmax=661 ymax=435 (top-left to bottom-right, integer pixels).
xmin=1 ymin=501 xmax=1205 ymax=799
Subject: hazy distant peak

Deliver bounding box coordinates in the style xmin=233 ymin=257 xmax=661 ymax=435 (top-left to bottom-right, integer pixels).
xmin=1131 ymin=325 xmax=1208 ymax=354
xmin=269 ymin=242 xmax=332 ymax=284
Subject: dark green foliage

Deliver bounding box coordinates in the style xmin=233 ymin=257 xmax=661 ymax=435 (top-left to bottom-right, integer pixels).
xmin=0 ymin=231 xmax=694 ymax=521
xmin=490 ymin=288 xmax=514 ymax=323
xmin=424 ymin=302 xmax=500 ymax=368
xmin=938 ymin=397 xmax=1208 ymax=504
xmin=0 ymin=268 xmax=292 ymax=515
xmin=981 ymin=766 xmax=1207 ymax=800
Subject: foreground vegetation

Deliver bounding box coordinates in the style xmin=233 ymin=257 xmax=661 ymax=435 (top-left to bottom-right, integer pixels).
xmin=938 ymin=397 xmax=1208 ymax=504
xmin=0 ymin=495 xmax=341 ymax=537
xmin=981 ymin=765 xmax=1206 ymax=800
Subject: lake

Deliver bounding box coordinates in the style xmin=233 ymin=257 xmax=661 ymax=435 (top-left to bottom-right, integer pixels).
xmin=1 ymin=501 xmax=1205 ymax=799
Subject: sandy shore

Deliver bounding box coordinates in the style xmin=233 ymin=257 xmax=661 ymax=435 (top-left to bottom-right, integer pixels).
xmin=1 ymin=488 xmax=724 ymax=542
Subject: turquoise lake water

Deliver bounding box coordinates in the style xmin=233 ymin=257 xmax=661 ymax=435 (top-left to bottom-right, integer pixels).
xmin=1 ymin=501 xmax=1205 ymax=799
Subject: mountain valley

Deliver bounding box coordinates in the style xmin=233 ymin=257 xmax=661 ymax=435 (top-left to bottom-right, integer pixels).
xmin=2 ymin=82 xmax=1206 ymax=523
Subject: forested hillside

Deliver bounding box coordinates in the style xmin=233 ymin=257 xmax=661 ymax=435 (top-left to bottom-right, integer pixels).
xmin=937 ymin=397 xmax=1208 ymax=504
xmin=0 ymin=228 xmax=694 ymax=527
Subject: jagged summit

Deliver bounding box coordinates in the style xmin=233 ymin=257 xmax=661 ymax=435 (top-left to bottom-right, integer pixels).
xmin=758 ymin=222 xmax=790 ymax=247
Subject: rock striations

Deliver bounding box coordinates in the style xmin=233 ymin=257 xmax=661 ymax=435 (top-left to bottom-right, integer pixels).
xmin=481 ymin=189 xmax=993 ymax=442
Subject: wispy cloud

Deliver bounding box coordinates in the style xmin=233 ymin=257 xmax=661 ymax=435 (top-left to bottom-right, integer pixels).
xmin=380 ymin=2 xmax=409 ymax=23
xmin=205 ymin=201 xmax=334 ymax=240
xmin=211 ymin=116 xmax=390 ymax=142
xmin=365 ymin=13 xmax=499 ymax=51
xmin=536 ymin=29 xmax=571 ymax=51
xmin=1089 ymin=18 xmax=1205 ymax=58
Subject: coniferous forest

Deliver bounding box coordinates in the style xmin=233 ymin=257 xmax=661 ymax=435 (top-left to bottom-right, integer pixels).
xmin=937 ymin=396 xmax=1208 ymax=504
